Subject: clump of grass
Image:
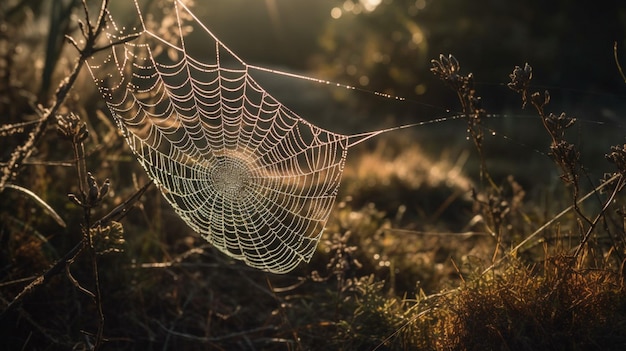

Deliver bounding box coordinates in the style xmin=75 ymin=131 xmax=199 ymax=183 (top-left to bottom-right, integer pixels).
xmin=434 ymin=254 xmax=626 ymax=350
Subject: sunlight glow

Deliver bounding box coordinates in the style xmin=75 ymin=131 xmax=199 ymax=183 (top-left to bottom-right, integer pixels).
xmin=360 ymin=0 xmax=382 ymax=12
xmin=263 ymin=0 xmax=282 ymax=37
xmin=412 ymin=31 xmax=424 ymax=45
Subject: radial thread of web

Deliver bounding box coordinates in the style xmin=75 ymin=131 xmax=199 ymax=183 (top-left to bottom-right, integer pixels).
xmin=87 ymin=0 xmax=349 ymax=273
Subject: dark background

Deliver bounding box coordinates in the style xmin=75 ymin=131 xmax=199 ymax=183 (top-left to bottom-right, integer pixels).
xmin=166 ymin=0 xmax=626 ymax=187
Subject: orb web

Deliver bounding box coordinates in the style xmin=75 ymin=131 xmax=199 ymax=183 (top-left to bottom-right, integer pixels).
xmin=87 ymin=0 xmax=353 ymax=273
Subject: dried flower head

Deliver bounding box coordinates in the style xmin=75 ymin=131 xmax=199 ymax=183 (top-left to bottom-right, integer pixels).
xmin=91 ymin=221 xmax=125 ymax=255
xmin=430 ymin=54 xmax=464 ymax=91
xmin=507 ymin=63 xmax=532 ymax=108
xmin=545 ymin=112 xmax=576 ymax=140
xmin=56 ymin=112 xmax=88 ymax=143
xmin=606 ymin=144 xmax=626 ymax=176
xmin=68 ymin=172 xmax=110 ymax=208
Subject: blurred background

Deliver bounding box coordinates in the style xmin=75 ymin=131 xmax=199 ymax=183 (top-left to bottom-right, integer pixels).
xmin=170 ymin=0 xmax=626 ymax=190
xmin=4 ymin=0 xmax=626 ymax=159
xmin=189 ymin=0 xmax=626 ymax=116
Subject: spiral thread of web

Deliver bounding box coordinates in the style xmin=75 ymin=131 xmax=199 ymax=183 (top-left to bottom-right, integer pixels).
xmin=87 ymin=0 xmax=349 ymax=273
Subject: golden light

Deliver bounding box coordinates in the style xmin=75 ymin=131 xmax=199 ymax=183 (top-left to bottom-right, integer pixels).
xmin=360 ymin=0 xmax=382 ymax=12
xmin=330 ymin=7 xmax=342 ymax=19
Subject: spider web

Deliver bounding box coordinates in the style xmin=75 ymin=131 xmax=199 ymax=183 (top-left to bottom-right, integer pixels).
xmin=87 ymin=0 xmax=415 ymax=273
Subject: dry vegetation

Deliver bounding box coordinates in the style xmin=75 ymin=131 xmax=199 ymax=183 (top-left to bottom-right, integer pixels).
xmin=2 ymin=1 xmax=626 ymax=350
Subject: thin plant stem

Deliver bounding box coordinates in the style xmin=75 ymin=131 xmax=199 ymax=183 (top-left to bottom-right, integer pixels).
xmin=574 ymin=175 xmax=624 ymax=258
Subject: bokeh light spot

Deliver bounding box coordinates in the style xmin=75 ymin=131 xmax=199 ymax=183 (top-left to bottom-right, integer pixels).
xmin=359 ymin=75 xmax=370 ymax=86
xmin=330 ymin=7 xmax=342 ymax=19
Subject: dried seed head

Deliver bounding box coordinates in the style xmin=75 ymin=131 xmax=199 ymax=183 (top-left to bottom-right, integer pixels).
xmin=99 ymin=179 xmax=110 ymax=199
xmin=56 ymin=113 xmax=88 ymax=142
xmin=508 ymin=63 xmax=533 ymax=93
xmin=431 ymin=54 xmax=465 ymax=91
xmin=87 ymin=172 xmax=100 ymax=204
xmin=606 ymin=144 xmax=626 ymax=175
xmin=71 ymin=173 xmax=112 ymax=208
xmin=545 ymin=112 xmax=576 ymax=139
xmin=91 ymin=221 xmax=125 ymax=255
xmin=508 ymin=63 xmax=533 ymax=108
xmin=531 ymin=90 xmax=550 ymax=109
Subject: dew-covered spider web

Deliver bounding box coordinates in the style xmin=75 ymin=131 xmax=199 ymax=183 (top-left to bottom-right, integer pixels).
xmin=87 ymin=0 xmax=437 ymax=273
